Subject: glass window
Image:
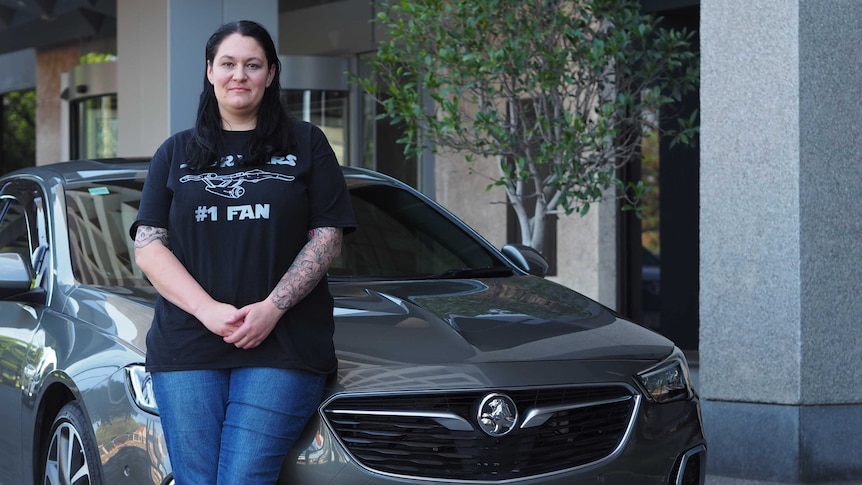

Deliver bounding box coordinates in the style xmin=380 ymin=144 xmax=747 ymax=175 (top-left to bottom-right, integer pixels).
xmin=330 ymin=183 xmax=503 ymax=278
xmin=65 ymin=179 xmax=148 ymax=287
xmin=372 ymin=97 xmax=415 ymax=188
xmin=356 ymin=55 xmax=418 ymax=188
xmin=72 ymin=94 xmax=118 ymax=159
xmin=640 ymin=121 xmax=661 ymax=330
xmin=62 ymin=176 xmax=507 ymax=285
xmin=0 ymin=196 xmax=32 ymax=258
xmin=0 ymin=185 xmax=48 ymax=289
xmin=282 ymin=90 xmax=348 ymax=165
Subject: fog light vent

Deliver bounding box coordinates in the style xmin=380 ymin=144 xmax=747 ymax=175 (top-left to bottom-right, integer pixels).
xmin=672 ymin=445 xmax=706 ymax=485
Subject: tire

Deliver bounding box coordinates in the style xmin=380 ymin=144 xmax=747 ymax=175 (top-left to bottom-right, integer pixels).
xmin=42 ymin=401 xmax=103 ymax=485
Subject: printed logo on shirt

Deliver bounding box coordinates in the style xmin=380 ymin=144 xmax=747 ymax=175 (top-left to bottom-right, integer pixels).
xmin=271 ymin=154 xmax=297 ymax=166
xmin=179 ymin=169 xmax=294 ymax=199
xmin=179 ymin=154 xmax=297 ymax=169
xmin=179 ymin=154 xmax=298 ymax=223
xmin=193 ymin=203 xmax=270 ymax=222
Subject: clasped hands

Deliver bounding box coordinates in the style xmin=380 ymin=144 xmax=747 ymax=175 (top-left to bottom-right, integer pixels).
xmin=196 ymin=300 xmax=284 ymax=350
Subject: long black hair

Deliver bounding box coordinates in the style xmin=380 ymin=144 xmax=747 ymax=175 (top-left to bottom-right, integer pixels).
xmin=185 ymin=20 xmax=295 ymax=170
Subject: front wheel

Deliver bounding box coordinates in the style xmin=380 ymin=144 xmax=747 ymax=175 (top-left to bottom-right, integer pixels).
xmin=43 ymin=401 xmax=103 ymax=485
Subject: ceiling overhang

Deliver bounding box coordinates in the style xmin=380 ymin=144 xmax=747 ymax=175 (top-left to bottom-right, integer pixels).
xmin=0 ymin=0 xmax=116 ymax=56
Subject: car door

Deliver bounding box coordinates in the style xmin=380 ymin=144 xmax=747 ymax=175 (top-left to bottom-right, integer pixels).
xmin=0 ymin=179 xmax=50 ymax=485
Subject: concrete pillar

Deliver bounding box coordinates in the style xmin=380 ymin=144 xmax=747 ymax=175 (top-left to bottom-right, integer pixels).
xmin=700 ymin=0 xmax=862 ymax=482
xmin=35 ymin=45 xmax=80 ymax=165
xmin=117 ymin=0 xmax=278 ymax=158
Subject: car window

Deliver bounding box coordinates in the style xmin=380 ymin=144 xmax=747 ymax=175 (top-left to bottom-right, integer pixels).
xmin=65 ymin=179 xmax=149 ymax=287
xmin=0 ymin=196 xmax=31 ymax=258
xmin=61 ymin=176 xmax=505 ymax=284
xmin=0 ymin=186 xmax=47 ymax=265
xmin=329 ymin=184 xmax=503 ymax=278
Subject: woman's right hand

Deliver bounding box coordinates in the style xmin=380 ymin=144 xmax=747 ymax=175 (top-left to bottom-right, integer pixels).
xmin=195 ymin=302 xmax=244 ymax=338
xmin=135 ymin=225 xmax=242 ymax=337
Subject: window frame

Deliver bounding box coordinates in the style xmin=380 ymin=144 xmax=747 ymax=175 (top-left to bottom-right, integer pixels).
xmin=0 ymin=179 xmax=51 ymax=303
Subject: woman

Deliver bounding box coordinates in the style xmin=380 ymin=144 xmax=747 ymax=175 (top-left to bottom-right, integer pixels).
xmin=131 ymin=20 xmax=356 ymax=484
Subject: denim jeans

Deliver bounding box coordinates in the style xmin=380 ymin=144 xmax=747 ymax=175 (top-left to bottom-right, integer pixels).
xmin=151 ymin=367 xmax=326 ymax=485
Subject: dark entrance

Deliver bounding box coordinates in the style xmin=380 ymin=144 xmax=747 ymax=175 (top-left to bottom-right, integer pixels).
xmin=621 ymin=2 xmax=700 ymax=351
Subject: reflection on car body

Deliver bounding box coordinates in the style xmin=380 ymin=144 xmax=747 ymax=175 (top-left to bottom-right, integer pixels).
xmin=0 ymin=159 xmax=706 ymax=485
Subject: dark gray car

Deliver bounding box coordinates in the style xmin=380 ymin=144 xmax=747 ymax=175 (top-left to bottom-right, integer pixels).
xmin=0 ymin=159 xmax=706 ymax=485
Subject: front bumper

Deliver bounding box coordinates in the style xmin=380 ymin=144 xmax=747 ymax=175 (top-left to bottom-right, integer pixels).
xmin=281 ymin=391 xmax=706 ymax=485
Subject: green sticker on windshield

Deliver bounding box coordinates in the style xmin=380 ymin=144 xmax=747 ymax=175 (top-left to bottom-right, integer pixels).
xmin=88 ymin=187 xmax=110 ymax=196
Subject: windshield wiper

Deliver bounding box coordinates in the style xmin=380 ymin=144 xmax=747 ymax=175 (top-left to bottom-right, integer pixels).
xmin=426 ymin=266 xmax=514 ymax=279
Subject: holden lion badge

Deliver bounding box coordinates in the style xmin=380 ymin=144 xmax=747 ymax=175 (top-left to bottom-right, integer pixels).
xmin=477 ymin=393 xmax=518 ymax=436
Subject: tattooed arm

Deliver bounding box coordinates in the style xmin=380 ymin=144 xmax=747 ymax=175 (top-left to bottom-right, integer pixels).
xmin=272 ymin=227 xmax=344 ymax=310
xmin=134 ymin=225 xmax=241 ymax=337
xmin=224 ymin=226 xmax=343 ymax=349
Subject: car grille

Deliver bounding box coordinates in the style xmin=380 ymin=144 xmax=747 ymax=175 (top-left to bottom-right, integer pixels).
xmin=323 ymin=385 xmax=639 ymax=481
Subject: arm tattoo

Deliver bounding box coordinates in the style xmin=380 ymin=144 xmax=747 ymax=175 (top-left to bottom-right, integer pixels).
xmin=134 ymin=225 xmax=171 ymax=249
xmin=271 ymin=227 xmax=343 ymax=311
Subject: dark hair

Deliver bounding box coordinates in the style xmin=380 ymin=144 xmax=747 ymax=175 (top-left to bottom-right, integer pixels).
xmin=185 ymin=20 xmax=295 ymax=170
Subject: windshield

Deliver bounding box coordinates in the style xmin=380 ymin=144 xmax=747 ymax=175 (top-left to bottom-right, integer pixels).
xmin=64 ymin=176 xmax=508 ymax=287
xmin=328 ymin=183 xmax=506 ymax=279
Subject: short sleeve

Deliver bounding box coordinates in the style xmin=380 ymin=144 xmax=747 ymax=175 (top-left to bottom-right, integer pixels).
xmin=129 ymin=140 xmax=174 ymax=240
xmin=307 ymin=124 xmax=357 ymax=234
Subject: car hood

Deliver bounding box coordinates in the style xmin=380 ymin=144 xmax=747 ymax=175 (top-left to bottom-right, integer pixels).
xmin=330 ymin=275 xmax=674 ymax=365
xmin=92 ymin=276 xmax=674 ymax=364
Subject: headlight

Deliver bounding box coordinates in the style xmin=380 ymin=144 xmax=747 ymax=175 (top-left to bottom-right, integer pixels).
xmin=636 ymin=348 xmax=692 ymax=403
xmin=126 ymin=364 xmax=159 ymax=415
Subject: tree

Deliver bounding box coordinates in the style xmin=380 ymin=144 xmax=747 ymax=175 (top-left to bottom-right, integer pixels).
xmin=358 ymin=0 xmax=698 ymax=251
xmin=0 ymin=89 xmax=36 ymax=176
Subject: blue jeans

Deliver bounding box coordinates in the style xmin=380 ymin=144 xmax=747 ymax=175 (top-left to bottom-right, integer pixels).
xmin=152 ymin=367 xmax=326 ymax=485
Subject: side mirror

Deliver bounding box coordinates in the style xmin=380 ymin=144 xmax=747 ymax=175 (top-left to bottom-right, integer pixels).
xmin=501 ymin=244 xmax=549 ymax=277
xmin=0 ymin=252 xmax=35 ymax=299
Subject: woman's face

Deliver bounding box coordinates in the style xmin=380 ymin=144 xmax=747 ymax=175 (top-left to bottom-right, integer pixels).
xmin=207 ymin=33 xmax=276 ymax=127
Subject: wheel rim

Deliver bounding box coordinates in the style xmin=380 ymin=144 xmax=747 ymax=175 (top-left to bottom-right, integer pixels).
xmin=44 ymin=421 xmax=91 ymax=485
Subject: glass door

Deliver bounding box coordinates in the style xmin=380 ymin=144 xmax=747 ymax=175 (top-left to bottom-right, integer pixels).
xmin=63 ymin=61 xmax=117 ymax=160
xmin=71 ymin=94 xmax=117 ymax=159
xmin=281 ymin=89 xmax=348 ymax=165
xmin=279 ymin=56 xmax=350 ymax=165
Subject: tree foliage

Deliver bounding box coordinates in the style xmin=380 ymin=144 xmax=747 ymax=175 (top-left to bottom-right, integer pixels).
xmin=359 ymin=0 xmax=698 ymax=250
xmin=0 ymin=89 xmax=36 ymax=176
xmin=80 ymin=52 xmax=117 ymax=65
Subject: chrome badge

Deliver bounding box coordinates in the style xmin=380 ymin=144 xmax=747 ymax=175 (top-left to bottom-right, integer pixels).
xmin=477 ymin=393 xmax=518 ymax=436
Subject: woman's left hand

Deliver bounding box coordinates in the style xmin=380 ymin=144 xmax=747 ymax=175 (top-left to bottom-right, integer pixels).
xmin=223 ymin=300 xmax=285 ymax=349
xmin=226 ymin=227 xmax=342 ymax=350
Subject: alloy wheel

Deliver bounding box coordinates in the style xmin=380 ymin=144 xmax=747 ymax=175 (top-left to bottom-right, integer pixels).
xmin=44 ymin=421 xmax=91 ymax=485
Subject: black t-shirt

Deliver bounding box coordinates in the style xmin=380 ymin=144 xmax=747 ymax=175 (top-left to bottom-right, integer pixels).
xmin=132 ymin=120 xmax=356 ymax=374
